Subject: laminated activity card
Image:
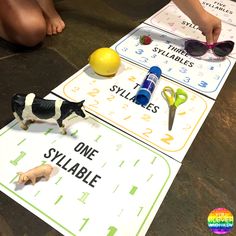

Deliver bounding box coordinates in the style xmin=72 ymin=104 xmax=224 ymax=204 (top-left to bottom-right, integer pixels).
xmin=0 ymin=98 xmax=180 ymax=236
xmin=144 ymin=0 xmax=236 ymax=58
xmin=112 ymin=24 xmax=235 ymax=99
xmin=52 ymin=60 xmax=214 ymax=162
xmin=200 ymin=0 xmax=236 ymax=25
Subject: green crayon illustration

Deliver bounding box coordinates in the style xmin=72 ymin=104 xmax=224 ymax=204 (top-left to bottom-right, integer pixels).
xmin=130 ymin=186 xmax=138 ymax=195
xmin=78 ymin=192 xmax=89 ymax=204
xmin=41 ymin=161 xmax=47 ymax=165
xmin=54 ymin=195 xmax=63 ymax=205
xmin=151 ymin=156 xmax=157 ymax=164
xmin=17 ymin=138 xmax=26 ymax=146
xmin=79 ymin=218 xmax=89 ymax=231
xmin=119 ymin=160 xmax=125 ymax=167
xmin=71 ymin=130 xmax=78 ymax=137
xmin=146 ymin=174 xmax=153 ymax=182
xmin=44 ymin=128 xmax=54 ymax=135
xmin=107 ymin=226 xmax=117 ymax=236
xmin=9 ymin=174 xmax=18 ymax=184
xmin=137 ymin=207 xmax=143 ymax=216
xmin=101 ymin=162 xmax=107 ymax=168
xmin=95 ymin=134 xmax=102 ymax=142
xmin=55 ymin=176 xmax=63 ymax=185
xmin=34 ymin=191 xmax=40 ymax=197
xmin=10 ymin=151 xmax=26 ymax=166
xmin=134 ymin=159 xmax=140 ymax=167
xmin=113 ymin=185 xmax=119 ymax=193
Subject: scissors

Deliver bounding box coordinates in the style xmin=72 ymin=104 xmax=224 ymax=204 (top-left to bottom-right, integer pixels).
xmin=162 ymin=86 xmax=188 ymax=131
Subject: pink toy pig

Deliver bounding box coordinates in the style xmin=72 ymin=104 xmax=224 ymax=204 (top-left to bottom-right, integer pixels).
xmin=17 ymin=164 xmax=53 ymax=185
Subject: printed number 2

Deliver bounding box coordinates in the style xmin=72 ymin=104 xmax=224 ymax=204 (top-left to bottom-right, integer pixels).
xmin=161 ymin=134 xmax=174 ymax=144
xmin=87 ymin=88 xmax=100 ymax=97
xmin=142 ymin=128 xmax=153 ymax=138
xmin=88 ymin=100 xmax=99 ymax=108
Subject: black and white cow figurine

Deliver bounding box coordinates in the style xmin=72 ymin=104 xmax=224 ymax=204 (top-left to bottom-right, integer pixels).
xmin=12 ymin=93 xmax=86 ymax=134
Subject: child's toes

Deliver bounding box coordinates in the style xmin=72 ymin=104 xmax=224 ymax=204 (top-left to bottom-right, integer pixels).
xmin=52 ymin=25 xmax=57 ymax=34
xmin=47 ymin=25 xmax=53 ymax=35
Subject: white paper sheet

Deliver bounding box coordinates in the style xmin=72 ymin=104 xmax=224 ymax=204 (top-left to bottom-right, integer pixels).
xmin=0 ymin=106 xmax=180 ymax=236
xmin=112 ymin=24 xmax=235 ymax=99
xmin=52 ymin=60 xmax=214 ymax=162
xmin=144 ymin=2 xmax=236 ymax=57
xmin=200 ymin=0 xmax=236 ymax=25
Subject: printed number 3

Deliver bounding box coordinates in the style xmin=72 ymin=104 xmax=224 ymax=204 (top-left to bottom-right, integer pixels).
xmin=198 ymin=81 xmax=208 ymax=88
xmin=183 ymin=77 xmax=190 ymax=83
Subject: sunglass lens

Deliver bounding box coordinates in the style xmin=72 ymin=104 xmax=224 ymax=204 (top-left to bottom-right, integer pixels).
xmin=185 ymin=40 xmax=208 ymax=56
xmin=213 ymin=41 xmax=234 ymax=57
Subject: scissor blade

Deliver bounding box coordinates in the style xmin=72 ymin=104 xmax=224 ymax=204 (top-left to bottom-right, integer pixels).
xmin=169 ymin=105 xmax=177 ymax=131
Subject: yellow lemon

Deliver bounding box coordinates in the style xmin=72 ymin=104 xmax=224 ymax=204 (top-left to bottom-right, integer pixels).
xmin=89 ymin=48 xmax=121 ymax=76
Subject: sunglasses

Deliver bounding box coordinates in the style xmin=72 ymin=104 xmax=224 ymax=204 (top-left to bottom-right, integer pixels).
xmin=184 ymin=39 xmax=234 ymax=57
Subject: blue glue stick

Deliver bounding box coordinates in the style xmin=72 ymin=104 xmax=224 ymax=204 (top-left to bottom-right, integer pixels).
xmin=135 ymin=66 xmax=162 ymax=106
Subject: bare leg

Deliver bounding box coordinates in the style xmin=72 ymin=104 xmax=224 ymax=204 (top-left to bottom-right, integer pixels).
xmin=36 ymin=0 xmax=65 ymax=35
xmin=0 ymin=0 xmax=46 ymax=47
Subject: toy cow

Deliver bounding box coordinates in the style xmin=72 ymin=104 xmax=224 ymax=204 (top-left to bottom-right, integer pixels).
xmin=11 ymin=93 xmax=86 ymax=134
xmin=17 ymin=164 xmax=53 ymax=185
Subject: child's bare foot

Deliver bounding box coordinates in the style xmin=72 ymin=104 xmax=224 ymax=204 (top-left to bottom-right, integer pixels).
xmin=36 ymin=0 xmax=65 ymax=35
xmin=44 ymin=15 xmax=65 ymax=35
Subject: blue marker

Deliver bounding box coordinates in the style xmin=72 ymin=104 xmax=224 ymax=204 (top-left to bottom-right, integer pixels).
xmin=135 ymin=66 xmax=162 ymax=106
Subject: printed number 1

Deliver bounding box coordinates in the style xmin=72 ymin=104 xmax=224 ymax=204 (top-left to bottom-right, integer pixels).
xmin=107 ymin=226 xmax=117 ymax=236
xmin=79 ymin=218 xmax=89 ymax=231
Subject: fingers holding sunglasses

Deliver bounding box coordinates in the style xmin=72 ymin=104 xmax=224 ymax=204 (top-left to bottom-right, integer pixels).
xmin=203 ymin=24 xmax=221 ymax=45
xmin=212 ymin=26 xmax=221 ymax=43
xmin=196 ymin=11 xmax=221 ymax=44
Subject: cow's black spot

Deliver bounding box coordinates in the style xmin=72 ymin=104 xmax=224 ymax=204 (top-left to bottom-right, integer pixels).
xmin=32 ymin=98 xmax=56 ymax=119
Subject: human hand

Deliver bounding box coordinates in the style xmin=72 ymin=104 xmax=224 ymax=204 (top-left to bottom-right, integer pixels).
xmin=172 ymin=0 xmax=222 ymax=44
xmin=195 ymin=11 xmax=222 ymax=44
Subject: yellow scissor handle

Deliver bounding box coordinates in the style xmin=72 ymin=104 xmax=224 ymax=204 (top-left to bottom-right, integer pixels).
xmin=175 ymin=88 xmax=188 ymax=107
xmin=162 ymin=86 xmax=175 ymax=106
